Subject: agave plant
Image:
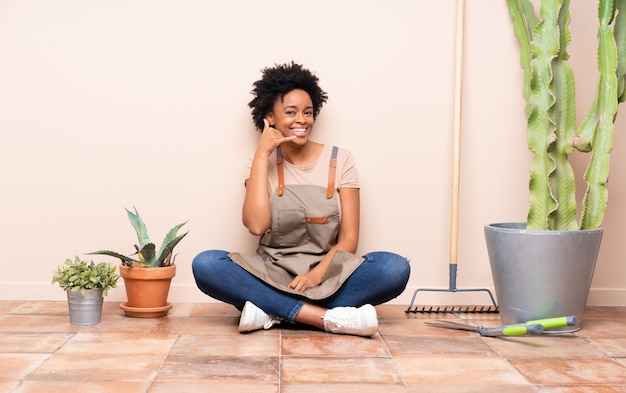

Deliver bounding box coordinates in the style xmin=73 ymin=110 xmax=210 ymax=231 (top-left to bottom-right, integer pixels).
xmin=508 ymin=0 xmax=626 ymax=230
xmin=88 ymin=207 xmax=188 ymax=268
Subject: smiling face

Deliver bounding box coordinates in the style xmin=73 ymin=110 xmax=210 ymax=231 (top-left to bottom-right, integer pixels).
xmin=265 ymin=89 xmax=314 ymax=144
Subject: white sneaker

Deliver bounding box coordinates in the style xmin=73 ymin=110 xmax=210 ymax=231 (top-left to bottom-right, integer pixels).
xmin=238 ymin=301 xmax=282 ymax=333
xmin=323 ymin=304 xmax=378 ymax=337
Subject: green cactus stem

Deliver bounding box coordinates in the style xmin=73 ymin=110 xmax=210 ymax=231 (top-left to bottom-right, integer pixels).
xmin=507 ymin=0 xmax=626 ymax=230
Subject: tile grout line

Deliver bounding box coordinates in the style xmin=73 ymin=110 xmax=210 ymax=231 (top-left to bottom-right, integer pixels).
xmin=144 ymin=302 xmax=195 ymax=393
xmin=6 ymin=300 xmax=79 ymax=391
xmin=481 ymin=326 xmax=626 ymax=388
xmin=278 ymin=328 xmax=283 ymax=392
xmin=479 ymin=335 xmax=537 ymax=390
xmin=378 ymin=331 xmax=412 ymax=392
xmin=577 ymin=333 xmax=626 ymax=364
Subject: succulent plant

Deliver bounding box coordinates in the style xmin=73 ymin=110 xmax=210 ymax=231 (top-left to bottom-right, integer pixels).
xmin=52 ymin=256 xmax=119 ymax=295
xmin=88 ymin=207 xmax=188 ymax=268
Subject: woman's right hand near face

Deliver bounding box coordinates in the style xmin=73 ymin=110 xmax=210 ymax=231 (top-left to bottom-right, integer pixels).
xmin=244 ymin=119 xmax=292 ymax=235
xmin=258 ymin=119 xmax=296 ymax=156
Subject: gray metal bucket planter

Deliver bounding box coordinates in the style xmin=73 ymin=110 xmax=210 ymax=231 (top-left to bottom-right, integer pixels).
xmin=484 ymin=223 xmax=602 ymax=332
xmin=67 ymin=288 xmax=104 ymax=326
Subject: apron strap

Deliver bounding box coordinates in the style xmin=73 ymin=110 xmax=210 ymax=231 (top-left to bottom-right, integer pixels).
xmin=276 ymin=148 xmax=285 ymax=196
xmin=276 ymin=145 xmax=338 ymax=198
xmin=326 ymin=146 xmax=338 ymax=199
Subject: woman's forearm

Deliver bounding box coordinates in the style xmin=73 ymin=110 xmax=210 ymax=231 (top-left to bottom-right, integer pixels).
xmin=242 ymin=152 xmax=272 ymax=235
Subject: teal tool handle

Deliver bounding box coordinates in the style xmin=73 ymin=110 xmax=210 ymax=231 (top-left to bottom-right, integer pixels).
xmin=522 ymin=316 xmax=577 ymax=330
xmin=501 ymin=323 xmax=544 ymax=336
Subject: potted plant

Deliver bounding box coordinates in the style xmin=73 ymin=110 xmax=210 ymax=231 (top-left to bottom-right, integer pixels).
xmin=485 ymin=0 xmax=626 ymax=331
xmin=52 ymin=256 xmax=119 ymax=325
xmin=88 ymin=207 xmax=188 ymax=318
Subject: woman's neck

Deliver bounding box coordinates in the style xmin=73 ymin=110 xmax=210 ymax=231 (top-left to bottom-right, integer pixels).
xmin=281 ymin=141 xmax=323 ymax=166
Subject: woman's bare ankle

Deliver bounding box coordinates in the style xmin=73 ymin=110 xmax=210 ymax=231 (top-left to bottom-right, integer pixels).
xmin=293 ymin=303 xmax=327 ymax=330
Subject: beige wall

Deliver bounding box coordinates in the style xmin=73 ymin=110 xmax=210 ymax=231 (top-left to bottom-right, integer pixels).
xmin=1 ymin=0 xmax=624 ymax=306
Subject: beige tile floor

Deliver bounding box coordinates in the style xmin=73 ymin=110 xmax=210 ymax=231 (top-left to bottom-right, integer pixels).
xmin=0 ymin=300 xmax=625 ymax=392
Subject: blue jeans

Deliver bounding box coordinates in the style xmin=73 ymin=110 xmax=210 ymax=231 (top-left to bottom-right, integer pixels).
xmin=192 ymin=250 xmax=410 ymax=323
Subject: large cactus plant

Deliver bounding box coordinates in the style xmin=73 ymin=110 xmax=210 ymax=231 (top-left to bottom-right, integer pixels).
xmin=508 ymin=0 xmax=626 ymax=230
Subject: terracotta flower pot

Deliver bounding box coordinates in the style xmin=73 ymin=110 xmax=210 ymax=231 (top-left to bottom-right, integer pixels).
xmin=119 ymin=264 xmax=176 ymax=318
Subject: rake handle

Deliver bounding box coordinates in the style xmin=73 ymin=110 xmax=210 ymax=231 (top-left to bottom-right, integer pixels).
xmin=450 ymin=0 xmax=465 ymax=268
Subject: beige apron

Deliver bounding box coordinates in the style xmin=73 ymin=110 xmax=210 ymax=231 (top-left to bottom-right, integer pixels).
xmin=229 ymin=146 xmax=364 ymax=299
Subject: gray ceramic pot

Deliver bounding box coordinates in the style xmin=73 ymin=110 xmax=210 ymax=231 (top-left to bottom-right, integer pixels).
xmin=485 ymin=223 xmax=602 ymax=332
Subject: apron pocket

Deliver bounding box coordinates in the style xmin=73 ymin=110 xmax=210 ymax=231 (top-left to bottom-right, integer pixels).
xmin=268 ymin=208 xmax=308 ymax=247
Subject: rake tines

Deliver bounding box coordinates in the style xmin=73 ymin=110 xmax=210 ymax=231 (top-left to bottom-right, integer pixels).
xmin=406 ymin=304 xmax=499 ymax=314
xmin=405 ymin=283 xmax=499 ymax=314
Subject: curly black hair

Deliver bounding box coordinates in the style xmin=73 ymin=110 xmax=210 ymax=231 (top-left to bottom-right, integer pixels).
xmin=248 ymin=62 xmax=328 ymax=131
